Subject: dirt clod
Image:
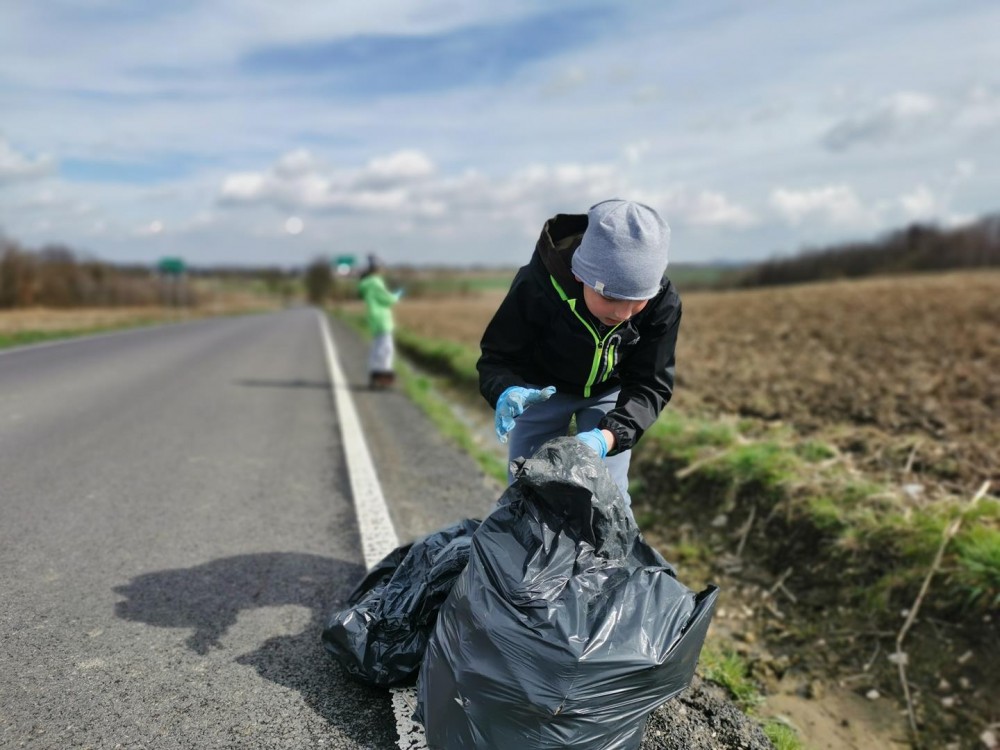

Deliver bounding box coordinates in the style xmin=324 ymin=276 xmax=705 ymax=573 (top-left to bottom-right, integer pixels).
xmin=640 ymin=677 xmax=774 ymax=750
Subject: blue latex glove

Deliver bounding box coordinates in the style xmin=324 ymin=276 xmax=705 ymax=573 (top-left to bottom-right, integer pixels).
xmin=576 ymin=428 xmax=609 ymax=458
xmin=393 ymin=288 xmax=405 ymax=301
xmin=494 ymin=385 xmax=556 ymax=443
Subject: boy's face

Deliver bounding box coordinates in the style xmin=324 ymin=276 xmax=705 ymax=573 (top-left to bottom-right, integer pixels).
xmin=579 ymin=281 xmax=649 ymax=326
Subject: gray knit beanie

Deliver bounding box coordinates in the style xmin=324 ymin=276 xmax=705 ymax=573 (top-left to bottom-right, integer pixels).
xmin=571 ymin=199 xmax=670 ymax=300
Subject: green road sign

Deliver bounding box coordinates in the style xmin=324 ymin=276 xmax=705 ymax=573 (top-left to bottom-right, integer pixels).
xmin=332 ymin=254 xmax=357 ymax=276
xmin=158 ymin=257 xmax=186 ymax=276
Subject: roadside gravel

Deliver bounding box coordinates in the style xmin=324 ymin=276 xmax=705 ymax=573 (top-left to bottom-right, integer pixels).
xmin=328 ymin=315 xmax=774 ymax=750
xmin=327 ymin=315 xmax=500 ymax=539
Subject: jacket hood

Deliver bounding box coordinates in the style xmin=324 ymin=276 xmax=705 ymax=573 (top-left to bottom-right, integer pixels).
xmin=536 ymin=213 xmax=588 ymax=290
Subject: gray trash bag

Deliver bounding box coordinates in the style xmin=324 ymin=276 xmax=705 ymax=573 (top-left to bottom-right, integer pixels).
xmin=322 ymin=518 xmax=480 ymax=687
xmin=416 ymin=437 xmax=719 ymax=750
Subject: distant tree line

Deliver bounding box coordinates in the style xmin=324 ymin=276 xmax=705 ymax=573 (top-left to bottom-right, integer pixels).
xmin=0 ymin=236 xmax=184 ymax=308
xmin=303 ymin=256 xmax=377 ymax=304
xmin=0 ymin=235 xmax=311 ymax=309
xmin=735 ymin=213 xmax=1000 ymax=288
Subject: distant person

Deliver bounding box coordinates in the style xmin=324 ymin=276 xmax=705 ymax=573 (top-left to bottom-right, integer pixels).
xmin=477 ymin=199 xmax=680 ymax=509
xmin=358 ymin=254 xmax=403 ymax=390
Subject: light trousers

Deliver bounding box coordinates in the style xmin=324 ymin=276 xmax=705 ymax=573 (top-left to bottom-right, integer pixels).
xmin=368 ymin=332 xmax=394 ymax=373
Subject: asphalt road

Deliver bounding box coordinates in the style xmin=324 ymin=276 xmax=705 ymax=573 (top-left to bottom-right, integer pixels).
xmin=0 ymin=308 xmax=498 ymax=750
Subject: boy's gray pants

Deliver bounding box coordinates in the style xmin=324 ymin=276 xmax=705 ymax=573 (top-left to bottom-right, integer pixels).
xmin=505 ymin=387 xmax=632 ymax=508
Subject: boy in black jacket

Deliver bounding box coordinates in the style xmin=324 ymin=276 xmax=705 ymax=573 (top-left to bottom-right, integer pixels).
xmin=477 ymin=199 xmax=680 ymax=509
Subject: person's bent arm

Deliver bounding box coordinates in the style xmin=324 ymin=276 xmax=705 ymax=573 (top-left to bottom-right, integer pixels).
xmin=598 ymin=286 xmax=681 ymax=453
xmin=477 ymin=267 xmax=540 ymax=407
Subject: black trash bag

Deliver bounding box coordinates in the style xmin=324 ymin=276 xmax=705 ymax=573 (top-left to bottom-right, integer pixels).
xmin=322 ymin=518 xmax=480 ymax=687
xmin=416 ymin=437 xmax=719 ymax=750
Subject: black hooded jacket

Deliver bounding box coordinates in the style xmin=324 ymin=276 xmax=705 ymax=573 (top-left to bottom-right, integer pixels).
xmin=477 ymin=212 xmax=681 ymax=453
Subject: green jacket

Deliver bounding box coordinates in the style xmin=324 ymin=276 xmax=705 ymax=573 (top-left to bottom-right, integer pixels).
xmin=358 ymin=273 xmax=398 ymax=335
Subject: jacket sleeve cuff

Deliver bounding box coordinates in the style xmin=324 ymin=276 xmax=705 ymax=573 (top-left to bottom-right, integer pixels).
xmin=598 ymin=417 xmax=633 ymax=455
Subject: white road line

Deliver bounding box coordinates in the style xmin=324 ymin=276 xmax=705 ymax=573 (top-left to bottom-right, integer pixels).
xmin=317 ymin=311 xmax=428 ymax=750
xmin=318 ymin=312 xmax=400 ymax=565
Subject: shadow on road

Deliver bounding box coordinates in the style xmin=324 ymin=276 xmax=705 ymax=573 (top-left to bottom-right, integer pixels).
xmin=234 ymin=378 xmax=331 ymax=390
xmin=113 ymin=552 xmax=397 ymax=747
xmin=234 ymin=377 xmax=396 ymax=395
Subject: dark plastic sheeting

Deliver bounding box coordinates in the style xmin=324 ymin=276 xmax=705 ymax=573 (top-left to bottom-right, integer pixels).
xmin=417 ymin=437 xmax=719 ymax=750
xmin=322 ymin=518 xmax=481 ymax=687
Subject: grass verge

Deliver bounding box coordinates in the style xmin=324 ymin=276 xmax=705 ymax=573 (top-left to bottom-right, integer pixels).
xmin=331 ymin=315 xmax=1000 ymax=749
xmin=0 ymin=320 xmax=167 ymax=350
xmin=699 ymin=642 xmax=805 ymax=750
xmin=397 ymin=361 xmax=507 ymax=485
xmin=378 ymin=324 xmax=1000 ymax=618
xmin=333 ymin=310 xmax=507 ymax=485
xmin=0 ymin=308 xmax=278 ymax=351
xmin=636 ymin=411 xmax=1000 ymax=614
xmin=339 ymin=314 xmax=813 ymax=746
xmin=393 ymin=327 xmax=480 ymax=387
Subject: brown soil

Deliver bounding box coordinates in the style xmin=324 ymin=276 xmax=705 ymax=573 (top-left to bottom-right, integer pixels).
xmin=634 ymin=477 xmax=999 ymax=750
xmin=642 ymin=519 xmax=915 ymax=750
xmin=673 ymin=271 xmax=999 ymax=492
xmin=765 ymin=690 xmax=911 ymax=750
xmin=640 ymin=676 xmax=774 ymax=750
xmin=395 ymin=269 xmax=1000 ymax=491
xmin=389 ymin=270 xmax=1000 ymax=750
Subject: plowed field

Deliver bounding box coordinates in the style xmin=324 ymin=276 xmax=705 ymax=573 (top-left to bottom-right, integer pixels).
xmin=380 ymin=269 xmax=1000 ymax=749
xmin=396 ymin=269 xmax=1000 ymax=488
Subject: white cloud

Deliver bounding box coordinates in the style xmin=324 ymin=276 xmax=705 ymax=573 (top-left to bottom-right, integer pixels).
xmin=665 ymin=189 xmax=757 ymax=228
xmin=896 ymin=158 xmax=981 ymax=226
xmin=357 ymin=149 xmax=436 ymax=188
xmin=954 ymin=84 xmax=1000 ymax=132
xmin=898 ymin=184 xmax=938 ymax=221
xmin=3 ymin=3 xmax=999 ymax=265
xmin=274 ymin=149 xmax=321 ymax=178
xmin=821 ymin=84 xmax=1000 ymax=153
xmin=136 ymin=220 xmax=164 ymax=236
xmin=822 ymin=91 xmax=938 ymax=151
xmin=540 ymin=66 xmax=586 ymax=97
xmin=0 ymin=140 xmax=56 ymax=184
xmin=769 ymin=184 xmax=873 ymax=226
xmin=284 ymin=216 xmax=304 ymax=235
xmin=954 ymin=159 xmax=976 ymax=180
xmin=940 ymin=212 xmax=977 ymax=229
xmin=623 ymin=140 xmax=651 ymax=165
xmin=218 ymin=148 xmax=435 ymax=213
xmin=217 ymin=150 xmax=617 ymax=221
xmin=212 ymin=149 xmax=756 ymax=246
xmin=12 ymin=188 xmax=93 ymax=217
xmin=220 ymin=172 xmax=268 ymax=201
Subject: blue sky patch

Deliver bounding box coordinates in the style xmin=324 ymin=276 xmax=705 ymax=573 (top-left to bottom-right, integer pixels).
xmin=61 ymin=156 xmax=199 ymax=184
xmin=240 ymin=7 xmax=613 ymax=95
xmin=41 ymin=0 xmax=200 ymax=27
xmin=2 ymin=1 xmax=997 ymax=266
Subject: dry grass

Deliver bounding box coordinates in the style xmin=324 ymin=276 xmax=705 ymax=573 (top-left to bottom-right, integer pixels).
xmin=391 ymin=293 xmax=506 ymax=346
xmin=0 ymin=307 xmax=196 ymax=333
xmin=0 ymin=294 xmax=282 ymax=335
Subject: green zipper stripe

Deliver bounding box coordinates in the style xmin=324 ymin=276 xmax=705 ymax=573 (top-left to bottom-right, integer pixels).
xmin=549 ymin=275 xmax=622 ymax=398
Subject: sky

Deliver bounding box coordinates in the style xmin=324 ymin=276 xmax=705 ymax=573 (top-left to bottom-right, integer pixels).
xmin=1 ymin=0 xmax=999 ymax=269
